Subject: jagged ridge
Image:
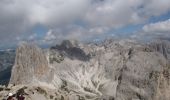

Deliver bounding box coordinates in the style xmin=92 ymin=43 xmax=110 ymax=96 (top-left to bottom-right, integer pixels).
xmin=0 ymin=39 xmax=169 ymax=100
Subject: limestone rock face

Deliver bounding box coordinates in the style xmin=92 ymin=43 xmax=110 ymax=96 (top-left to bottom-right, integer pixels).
xmin=10 ymin=43 xmax=53 ymax=85
xmin=149 ymin=40 xmax=170 ymax=60
xmin=5 ymin=40 xmax=170 ymax=100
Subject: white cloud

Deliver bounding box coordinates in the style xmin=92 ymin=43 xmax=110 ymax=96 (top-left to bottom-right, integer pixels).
xmin=28 ymin=33 xmax=38 ymax=40
xmin=44 ymin=30 xmax=56 ymax=41
xmin=85 ymin=0 xmax=140 ymax=28
xmin=0 ymin=0 xmax=90 ymax=35
xmin=142 ymin=0 xmax=170 ymax=16
xmin=143 ymin=19 xmax=170 ymax=33
xmin=27 ymin=0 xmax=90 ymax=26
xmin=1 ymin=0 xmax=170 ymax=48
xmin=133 ymin=19 xmax=170 ymax=40
xmin=84 ymin=0 xmax=170 ymax=28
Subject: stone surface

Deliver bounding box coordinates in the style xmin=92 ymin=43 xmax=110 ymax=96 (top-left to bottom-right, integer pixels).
xmin=10 ymin=42 xmax=53 ymax=85
xmin=0 ymin=39 xmax=169 ymax=100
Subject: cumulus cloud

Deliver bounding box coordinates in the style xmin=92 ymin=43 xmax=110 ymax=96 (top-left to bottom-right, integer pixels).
xmin=0 ymin=0 xmax=91 ymax=48
xmin=132 ymin=19 xmax=170 ymax=40
xmin=0 ymin=0 xmax=90 ymax=37
xmin=28 ymin=33 xmax=38 ymax=41
xmin=43 ymin=25 xmax=108 ymax=45
xmin=85 ymin=0 xmax=143 ymax=28
xmin=143 ymin=19 xmax=170 ymax=33
xmin=0 ymin=0 xmax=170 ymax=48
xmin=84 ymin=0 xmax=170 ymax=28
xmin=141 ymin=19 xmax=170 ymax=39
xmin=44 ymin=30 xmax=56 ymax=41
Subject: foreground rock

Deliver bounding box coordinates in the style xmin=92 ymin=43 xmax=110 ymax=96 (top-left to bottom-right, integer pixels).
xmin=0 ymin=39 xmax=169 ymax=100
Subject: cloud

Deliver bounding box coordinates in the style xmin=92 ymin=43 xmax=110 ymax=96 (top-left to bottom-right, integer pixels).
xmin=141 ymin=19 xmax=170 ymax=38
xmin=1 ymin=0 xmax=170 ymax=48
xmin=43 ymin=25 xmax=107 ymax=44
xmin=85 ymin=0 xmax=143 ymax=28
xmin=143 ymin=19 xmax=170 ymax=33
xmin=131 ymin=19 xmax=170 ymax=40
xmin=0 ymin=0 xmax=91 ymax=48
xmin=0 ymin=0 xmax=90 ymax=36
xmin=42 ymin=0 xmax=170 ymax=43
xmin=141 ymin=0 xmax=170 ymax=16
xmin=28 ymin=33 xmax=38 ymax=41
xmin=44 ymin=30 xmax=56 ymax=41
xmin=84 ymin=0 xmax=170 ymax=28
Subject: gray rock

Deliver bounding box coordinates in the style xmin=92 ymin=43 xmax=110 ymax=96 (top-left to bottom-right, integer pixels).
xmin=5 ymin=39 xmax=170 ymax=100
xmin=10 ymin=42 xmax=53 ymax=85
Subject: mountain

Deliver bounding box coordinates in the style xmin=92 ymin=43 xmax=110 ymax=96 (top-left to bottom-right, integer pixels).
xmin=10 ymin=43 xmax=53 ymax=85
xmin=149 ymin=40 xmax=170 ymax=60
xmin=0 ymin=39 xmax=170 ymax=100
xmin=0 ymin=49 xmax=15 ymax=85
xmin=0 ymin=49 xmax=15 ymax=71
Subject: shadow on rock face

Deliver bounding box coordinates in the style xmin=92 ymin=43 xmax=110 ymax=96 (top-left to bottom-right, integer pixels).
xmin=51 ymin=40 xmax=91 ymax=61
xmin=64 ymin=47 xmax=91 ymax=61
xmin=0 ymin=50 xmax=15 ymax=85
xmin=0 ymin=67 xmax=12 ymax=85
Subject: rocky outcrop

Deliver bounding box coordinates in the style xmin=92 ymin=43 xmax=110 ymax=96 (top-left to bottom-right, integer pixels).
xmin=1 ymin=39 xmax=169 ymax=100
xmin=10 ymin=43 xmax=53 ymax=85
xmin=51 ymin=40 xmax=90 ymax=61
xmin=149 ymin=40 xmax=170 ymax=60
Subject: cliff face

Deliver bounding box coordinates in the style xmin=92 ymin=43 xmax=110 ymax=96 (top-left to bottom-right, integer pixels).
xmin=7 ymin=40 xmax=170 ymax=100
xmin=10 ymin=43 xmax=53 ymax=85
xmin=149 ymin=40 xmax=170 ymax=60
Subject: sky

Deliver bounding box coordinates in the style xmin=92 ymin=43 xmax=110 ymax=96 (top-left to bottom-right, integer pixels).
xmin=0 ymin=0 xmax=170 ymax=49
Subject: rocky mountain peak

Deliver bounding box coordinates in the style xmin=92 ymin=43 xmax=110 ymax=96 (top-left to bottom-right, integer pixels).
xmin=149 ymin=40 xmax=170 ymax=60
xmin=0 ymin=40 xmax=169 ymax=100
xmin=60 ymin=40 xmax=79 ymax=49
xmin=9 ymin=42 xmax=53 ymax=85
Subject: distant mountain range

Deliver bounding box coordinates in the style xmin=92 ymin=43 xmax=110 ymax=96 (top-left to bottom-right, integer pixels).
xmin=0 ymin=49 xmax=15 ymax=85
